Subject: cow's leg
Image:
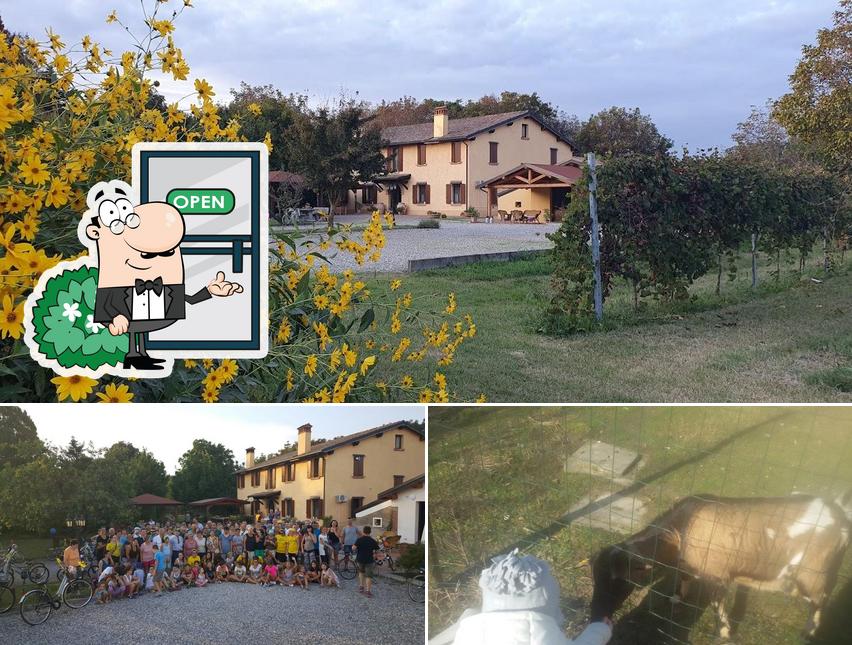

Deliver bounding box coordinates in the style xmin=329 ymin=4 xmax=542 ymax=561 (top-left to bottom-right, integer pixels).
xmin=728 ymin=584 xmax=749 ymax=636
xmin=803 ymin=598 xmax=824 ymax=639
xmin=712 ymin=595 xmax=732 ymax=640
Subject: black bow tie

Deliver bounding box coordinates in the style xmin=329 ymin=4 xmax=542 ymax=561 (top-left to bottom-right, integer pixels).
xmin=135 ymin=277 xmax=164 ymax=296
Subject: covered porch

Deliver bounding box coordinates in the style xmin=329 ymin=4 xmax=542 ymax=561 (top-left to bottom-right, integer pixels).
xmin=247 ymin=491 xmax=279 ymax=516
xmin=481 ymin=162 xmax=582 ymax=223
xmin=189 ymin=496 xmax=248 ymax=519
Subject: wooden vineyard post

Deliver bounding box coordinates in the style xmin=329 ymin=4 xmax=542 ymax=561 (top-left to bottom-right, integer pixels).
xmin=587 ymin=152 xmax=603 ymax=321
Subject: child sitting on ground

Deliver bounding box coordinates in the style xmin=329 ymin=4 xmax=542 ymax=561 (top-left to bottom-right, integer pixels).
xmin=294 ymin=563 xmax=308 ymax=590
xmin=320 ymin=562 xmax=340 ymax=588
xmin=145 ymin=566 xmax=156 ymax=593
xmin=229 ymin=556 xmax=247 ymax=583
xmin=169 ymin=563 xmax=184 ymax=589
xmin=187 ymin=550 xmax=201 ymax=577
xmin=215 ymin=559 xmax=230 ymax=582
xmin=181 ymin=564 xmax=194 ymax=587
xmin=196 ymin=567 xmax=209 ymax=587
xmin=281 ymin=560 xmax=295 ymax=587
xmin=118 ymin=565 xmax=138 ymax=598
xmin=94 ymin=579 xmax=110 ymax=604
xmin=306 ymin=560 xmax=321 ymax=584
xmin=247 ymin=557 xmax=263 ymax=584
xmin=262 ymin=556 xmax=279 ymax=586
xmin=203 ymin=553 xmax=216 ymax=581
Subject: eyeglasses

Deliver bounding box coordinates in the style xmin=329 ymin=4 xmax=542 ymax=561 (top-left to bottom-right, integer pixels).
xmin=108 ymin=212 xmax=140 ymax=235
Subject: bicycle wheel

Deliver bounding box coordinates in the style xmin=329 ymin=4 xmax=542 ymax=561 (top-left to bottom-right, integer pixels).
xmin=19 ymin=588 xmax=52 ymax=625
xmin=337 ymin=558 xmax=357 ymax=580
xmin=407 ymin=572 xmax=425 ymax=603
xmin=0 ymin=584 xmax=14 ymax=614
xmin=28 ymin=563 xmax=49 ymax=585
xmin=63 ymin=578 xmax=93 ymax=609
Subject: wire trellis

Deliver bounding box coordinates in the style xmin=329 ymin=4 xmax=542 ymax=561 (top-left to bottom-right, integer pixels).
xmin=428 ymin=406 xmax=852 ymax=645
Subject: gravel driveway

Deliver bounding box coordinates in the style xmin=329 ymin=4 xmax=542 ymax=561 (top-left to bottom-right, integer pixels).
xmin=277 ymin=218 xmax=558 ymax=273
xmin=0 ymin=575 xmax=423 ymax=644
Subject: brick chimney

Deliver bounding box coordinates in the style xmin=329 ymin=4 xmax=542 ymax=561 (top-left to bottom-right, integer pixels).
xmin=433 ymin=106 xmax=448 ymax=138
xmin=245 ymin=447 xmax=255 ymax=468
xmin=297 ymin=423 xmax=312 ymax=456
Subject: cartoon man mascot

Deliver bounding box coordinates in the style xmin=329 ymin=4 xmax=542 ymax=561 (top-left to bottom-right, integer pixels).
xmin=25 ymin=180 xmax=242 ymax=377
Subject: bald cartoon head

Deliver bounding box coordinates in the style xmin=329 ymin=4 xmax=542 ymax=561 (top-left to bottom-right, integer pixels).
xmin=85 ymin=194 xmax=187 ymax=288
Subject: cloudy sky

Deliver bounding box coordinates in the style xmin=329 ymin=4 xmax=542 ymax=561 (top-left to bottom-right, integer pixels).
xmin=2 ymin=0 xmax=837 ymax=149
xmin=23 ymin=404 xmax=425 ymax=473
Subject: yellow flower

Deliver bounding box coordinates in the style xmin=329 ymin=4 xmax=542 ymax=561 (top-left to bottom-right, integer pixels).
xmin=51 ymin=375 xmax=98 ymax=402
xmin=285 ymin=368 xmax=294 ymax=392
xmin=95 ymin=383 xmax=134 ymax=403
xmin=219 ymin=358 xmax=239 ymax=383
xmin=277 ymin=319 xmax=292 ymax=343
xmin=45 ymin=177 xmax=71 ymax=208
xmin=106 ymin=10 xmax=118 ymax=24
xmin=0 ymin=295 xmax=24 ymax=339
xmin=445 ymin=292 xmax=457 ymax=315
xmin=418 ymin=387 xmax=434 ymax=403
xmin=18 ymin=153 xmax=49 ymax=185
xmin=401 ymin=375 xmax=414 ymax=389
xmin=476 ymin=394 xmax=487 ymax=403
xmin=194 ymin=78 xmax=214 ymax=101
xmin=313 ymin=295 xmax=329 ymax=310
xmin=202 ymin=358 xmax=214 ymax=369
xmin=305 ymin=354 xmax=318 ymax=377
xmin=247 ymin=102 xmax=262 ymax=116
xmin=16 ymin=214 xmax=39 ymax=242
xmin=434 ymin=371 xmax=447 ymax=392
xmin=201 ymin=385 xmax=219 ymax=403
xmin=390 ymin=279 xmax=401 ymax=291
xmin=203 ymin=367 xmax=227 ymax=391
xmin=264 ymin=132 xmax=272 ymax=153
xmin=150 ymin=19 xmax=175 ymax=37
xmin=359 ymin=355 xmax=376 ymax=376
xmin=183 ymin=359 xmax=198 ymax=369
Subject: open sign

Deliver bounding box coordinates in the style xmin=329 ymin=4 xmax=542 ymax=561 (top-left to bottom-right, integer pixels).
xmin=167 ymin=188 xmax=235 ymax=214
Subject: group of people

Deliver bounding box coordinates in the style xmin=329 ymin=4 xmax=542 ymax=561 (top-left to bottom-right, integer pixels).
xmin=61 ymin=516 xmax=384 ymax=602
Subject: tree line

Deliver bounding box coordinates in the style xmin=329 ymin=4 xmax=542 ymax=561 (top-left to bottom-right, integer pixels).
xmin=0 ymin=407 xmax=240 ymax=533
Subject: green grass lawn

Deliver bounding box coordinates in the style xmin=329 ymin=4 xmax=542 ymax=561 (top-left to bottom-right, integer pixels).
xmin=428 ymin=406 xmax=852 ymax=644
xmin=367 ymin=248 xmax=852 ymax=402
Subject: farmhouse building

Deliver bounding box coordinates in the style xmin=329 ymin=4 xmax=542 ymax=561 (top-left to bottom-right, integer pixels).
xmin=235 ymin=421 xmax=424 ymax=523
xmin=352 ymin=107 xmax=581 ymax=219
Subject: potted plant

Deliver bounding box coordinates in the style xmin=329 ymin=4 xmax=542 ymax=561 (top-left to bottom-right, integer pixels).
xmin=395 ymin=202 xmax=408 ymax=216
xmin=464 ymin=206 xmax=480 ymax=223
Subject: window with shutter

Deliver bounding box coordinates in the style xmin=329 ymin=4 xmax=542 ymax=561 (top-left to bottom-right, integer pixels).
xmin=451 ymin=141 xmax=461 ymax=164
xmin=451 ymin=183 xmax=462 ymax=204
xmin=550 ymin=148 xmax=558 ymax=164
xmin=353 ymin=454 xmax=365 ymax=477
xmin=522 ymin=123 xmax=529 ymax=139
xmin=350 ymin=497 xmax=364 ymax=518
xmin=489 ymin=142 xmax=498 ymax=164
xmin=460 ymin=183 xmax=466 ymax=203
xmin=397 ymin=146 xmax=404 ymax=171
xmin=446 ymin=184 xmax=451 ymax=204
xmin=425 ymin=184 xmax=430 ymax=204
xmin=306 ymin=499 xmax=311 ymax=517
xmin=394 ymin=434 xmax=404 ymax=450
xmin=417 ymin=144 xmax=426 ymax=165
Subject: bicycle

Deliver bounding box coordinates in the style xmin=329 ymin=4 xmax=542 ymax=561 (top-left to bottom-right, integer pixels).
xmin=374 ymin=536 xmax=396 ymax=572
xmin=0 ymin=544 xmax=50 ymax=587
xmin=336 ymin=548 xmax=357 ymax=580
xmin=407 ymin=568 xmax=425 ymax=603
xmin=0 ymin=582 xmax=14 ymax=614
xmin=18 ymin=561 xmax=93 ymax=625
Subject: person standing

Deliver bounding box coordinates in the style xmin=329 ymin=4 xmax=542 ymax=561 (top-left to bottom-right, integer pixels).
xmin=343 ymin=519 xmax=360 ymax=562
xmin=168 ymin=529 xmax=182 ymax=568
xmin=354 ymin=525 xmax=379 ymax=598
xmin=61 ymin=539 xmax=81 ymax=595
xmin=328 ymin=519 xmax=342 ymax=565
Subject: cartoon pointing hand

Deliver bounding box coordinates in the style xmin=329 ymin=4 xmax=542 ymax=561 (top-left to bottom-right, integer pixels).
xmin=207 ymin=271 xmax=244 ymax=297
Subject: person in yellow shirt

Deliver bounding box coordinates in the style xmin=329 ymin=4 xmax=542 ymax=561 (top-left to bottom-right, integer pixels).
xmin=106 ymin=535 xmax=121 ymax=561
xmin=285 ymin=527 xmax=299 ymax=562
xmin=274 ymin=526 xmax=288 ymax=565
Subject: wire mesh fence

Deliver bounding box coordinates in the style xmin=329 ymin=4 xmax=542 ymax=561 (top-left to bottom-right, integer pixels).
xmin=428 ymin=406 xmax=852 ymax=644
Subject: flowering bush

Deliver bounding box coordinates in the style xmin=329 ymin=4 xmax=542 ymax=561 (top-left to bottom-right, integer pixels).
xmin=0 ymin=1 xmax=480 ymax=402
xmin=28 ymin=263 xmax=128 ymax=370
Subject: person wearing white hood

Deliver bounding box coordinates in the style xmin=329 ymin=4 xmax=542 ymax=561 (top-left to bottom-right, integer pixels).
xmin=430 ymin=549 xmax=612 ymax=645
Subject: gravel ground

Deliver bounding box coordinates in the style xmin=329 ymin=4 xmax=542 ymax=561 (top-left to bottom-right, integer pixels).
xmin=276 ymin=217 xmax=558 ymax=273
xmin=0 ymin=574 xmax=423 ymax=644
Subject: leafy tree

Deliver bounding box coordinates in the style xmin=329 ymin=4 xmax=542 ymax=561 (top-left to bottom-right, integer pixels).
xmin=774 ymin=0 xmax=852 ymax=172
xmin=101 ymin=442 xmax=168 ymax=497
xmin=572 ymin=107 xmax=673 ymax=156
xmin=220 ymin=82 xmax=307 ymax=170
xmin=287 ymin=97 xmax=385 ymax=228
xmin=171 ymin=439 xmax=239 ymax=502
xmin=729 ymin=101 xmax=813 ymax=168
xmin=0 ymin=406 xmax=43 ymax=467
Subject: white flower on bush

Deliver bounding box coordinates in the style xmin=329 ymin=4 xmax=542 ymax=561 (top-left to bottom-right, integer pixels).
xmin=85 ymin=314 xmax=104 ymax=333
xmin=62 ymin=302 xmax=82 ymax=322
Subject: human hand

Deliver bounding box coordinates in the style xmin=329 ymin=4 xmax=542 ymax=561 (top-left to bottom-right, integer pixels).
xmin=208 ymin=271 xmax=244 ymax=297
xmin=108 ymin=314 xmax=129 ymax=335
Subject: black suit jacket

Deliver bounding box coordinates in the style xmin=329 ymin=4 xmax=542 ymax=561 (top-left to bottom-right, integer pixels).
xmin=93 ymin=283 xmax=211 ymax=323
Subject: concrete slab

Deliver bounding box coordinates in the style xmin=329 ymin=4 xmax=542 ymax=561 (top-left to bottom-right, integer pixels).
xmin=565 ymin=440 xmax=642 ymax=478
xmin=568 ymin=493 xmax=648 ymax=534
